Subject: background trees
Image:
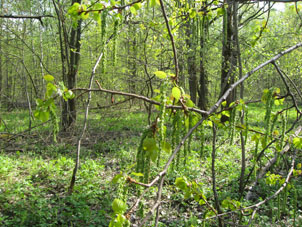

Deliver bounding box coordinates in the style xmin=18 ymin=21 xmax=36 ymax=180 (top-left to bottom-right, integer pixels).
xmin=1 ymin=0 xmax=302 ymax=226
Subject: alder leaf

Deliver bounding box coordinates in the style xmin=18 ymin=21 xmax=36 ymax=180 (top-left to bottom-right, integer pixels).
xmin=44 ymin=75 xmax=54 ymax=82
xmin=112 ymin=199 xmax=127 ymax=214
xmin=172 ymin=87 xmax=181 ymax=101
xmin=154 ymin=71 xmax=167 ymax=79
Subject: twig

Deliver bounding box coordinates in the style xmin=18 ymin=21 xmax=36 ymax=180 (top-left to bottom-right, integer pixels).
xmin=83 ymin=84 xmax=208 ymax=115
xmin=127 ymin=43 xmax=302 ymax=224
xmin=68 ymin=29 xmax=120 ymax=194
xmin=272 ymin=61 xmax=301 ymax=114
xmin=246 ymin=157 xmax=296 ymax=226
xmin=201 ymin=156 xmax=295 ymax=224
xmin=245 ymin=126 xmax=301 ymax=200
xmin=159 ymin=0 xmax=179 ymax=80
xmin=0 ymin=14 xmax=53 ymax=26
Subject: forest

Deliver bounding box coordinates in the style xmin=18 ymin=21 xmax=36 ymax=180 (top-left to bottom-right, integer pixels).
xmin=1 ymin=0 xmax=302 ymax=226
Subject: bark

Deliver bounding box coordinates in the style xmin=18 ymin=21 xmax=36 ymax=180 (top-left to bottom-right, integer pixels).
xmin=198 ymin=16 xmax=209 ymax=111
xmin=221 ymin=0 xmax=236 ymax=107
xmin=186 ymin=18 xmax=197 ymax=104
xmin=0 ymin=0 xmax=2 ymax=105
xmin=66 ymin=12 xmax=82 ymax=128
xmin=54 ymin=0 xmax=82 ymax=130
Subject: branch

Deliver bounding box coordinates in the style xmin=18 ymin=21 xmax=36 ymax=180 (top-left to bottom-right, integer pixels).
xmin=246 ymin=157 xmax=296 ymax=226
xmin=201 ymin=156 xmax=296 ymax=224
xmin=68 ymin=28 xmax=120 ymax=195
xmin=76 ymin=83 xmax=208 ymax=115
xmin=272 ymin=61 xmax=301 ymax=114
xmin=245 ymin=126 xmax=302 ymax=200
xmin=0 ymin=15 xmax=53 ymax=19
xmin=126 ymin=43 xmax=302 ymax=224
xmin=159 ymin=0 xmax=179 ymax=80
xmin=0 ymin=15 xmax=54 ymax=26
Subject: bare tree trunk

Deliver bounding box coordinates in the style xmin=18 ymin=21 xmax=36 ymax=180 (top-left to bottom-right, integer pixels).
xmin=66 ymin=13 xmax=82 ymax=128
xmin=198 ymin=16 xmax=209 ymax=111
xmin=0 ymin=0 xmax=2 ymax=105
xmin=186 ymin=18 xmax=197 ymax=104
xmin=53 ymin=0 xmax=82 ymax=130
xmin=220 ymin=0 xmax=237 ymax=122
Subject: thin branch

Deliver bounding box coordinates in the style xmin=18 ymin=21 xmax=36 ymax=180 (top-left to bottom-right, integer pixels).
xmin=0 ymin=15 xmax=53 ymax=26
xmin=246 ymin=157 xmax=296 ymax=226
xmin=78 ymin=84 xmax=208 ymax=115
xmin=201 ymin=155 xmax=296 ymax=223
xmin=245 ymin=126 xmax=302 ymax=200
xmin=68 ymin=29 xmax=119 ymax=195
xmin=272 ymin=61 xmax=301 ymax=114
xmin=126 ymin=43 xmax=302 ymax=223
xmin=159 ymin=0 xmax=179 ymax=79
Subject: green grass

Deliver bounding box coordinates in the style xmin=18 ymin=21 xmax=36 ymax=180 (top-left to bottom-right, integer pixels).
xmin=0 ymin=103 xmax=301 ymax=226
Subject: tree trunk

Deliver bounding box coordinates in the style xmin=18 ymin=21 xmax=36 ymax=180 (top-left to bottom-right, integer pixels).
xmin=198 ymin=16 xmax=208 ymax=111
xmin=54 ymin=0 xmax=82 ymax=130
xmin=220 ymin=0 xmax=237 ymax=122
xmin=186 ymin=18 xmax=197 ymax=104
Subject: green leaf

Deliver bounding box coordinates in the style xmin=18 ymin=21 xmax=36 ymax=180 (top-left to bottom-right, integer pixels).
xmin=36 ymin=98 xmax=43 ymax=106
xmin=186 ymin=99 xmax=194 ymax=108
xmin=94 ymin=3 xmax=103 ymax=10
xmin=44 ymin=75 xmax=54 ymax=82
xmin=175 ymin=177 xmax=187 ymax=191
xmin=162 ymin=141 xmax=171 ymax=153
xmin=131 ymin=172 xmax=144 ymax=177
xmin=143 ymin=137 xmax=158 ymax=162
xmin=172 ymin=87 xmax=181 ymax=101
xmin=80 ymin=12 xmax=89 ymax=20
xmin=35 ymin=110 xmax=50 ymax=122
xmin=199 ymin=199 xmax=205 ymax=205
xmin=112 ymin=199 xmax=127 ymax=214
xmin=46 ymin=83 xmax=57 ymax=98
xmin=150 ymin=0 xmax=157 ymax=7
xmin=133 ymin=3 xmax=142 ymax=10
xmin=130 ymin=6 xmax=136 ymax=15
xmin=148 ymin=149 xmax=158 ymax=162
xmin=143 ymin=137 xmax=157 ymax=151
xmin=293 ymin=137 xmax=302 ymax=149
xmin=112 ymin=173 xmax=124 ymax=184
xmin=154 ymin=71 xmax=167 ymax=79
xmin=63 ymin=90 xmax=75 ymax=100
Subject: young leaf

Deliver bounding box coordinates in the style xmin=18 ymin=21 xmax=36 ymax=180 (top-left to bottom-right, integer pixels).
xmin=44 ymin=75 xmax=54 ymax=82
xmin=130 ymin=6 xmax=136 ymax=15
xmin=162 ymin=141 xmax=171 ymax=153
xmin=112 ymin=199 xmax=127 ymax=214
xmin=186 ymin=99 xmax=194 ymax=107
xmin=175 ymin=177 xmax=187 ymax=190
xmin=154 ymin=71 xmax=167 ymax=79
xmin=172 ymin=87 xmax=181 ymax=101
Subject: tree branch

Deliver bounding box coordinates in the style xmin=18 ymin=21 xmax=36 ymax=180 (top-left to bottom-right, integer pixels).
xmin=0 ymin=15 xmax=53 ymax=26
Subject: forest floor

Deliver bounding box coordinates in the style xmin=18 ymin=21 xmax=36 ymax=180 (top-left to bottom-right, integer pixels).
xmin=0 ymin=104 xmax=302 ymax=226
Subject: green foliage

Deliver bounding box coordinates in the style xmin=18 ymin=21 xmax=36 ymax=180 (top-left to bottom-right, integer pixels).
xmin=34 ymin=76 xmax=75 ymax=142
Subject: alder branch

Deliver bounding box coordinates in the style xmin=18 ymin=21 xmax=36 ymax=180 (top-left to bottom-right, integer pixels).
xmin=201 ymin=156 xmax=296 ymax=223
xmin=245 ymin=126 xmax=302 ymax=200
xmin=159 ymin=0 xmax=179 ymax=80
xmin=246 ymin=157 xmax=296 ymax=226
xmin=272 ymin=61 xmax=301 ymax=114
xmin=281 ymin=69 xmax=302 ymax=102
xmin=125 ymin=43 xmax=302 ymax=224
xmin=75 ymin=84 xmax=208 ymax=115
xmin=0 ymin=15 xmax=53 ymax=19
xmin=68 ymin=28 xmax=120 ymax=195
xmin=0 ymin=15 xmax=53 ymax=26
